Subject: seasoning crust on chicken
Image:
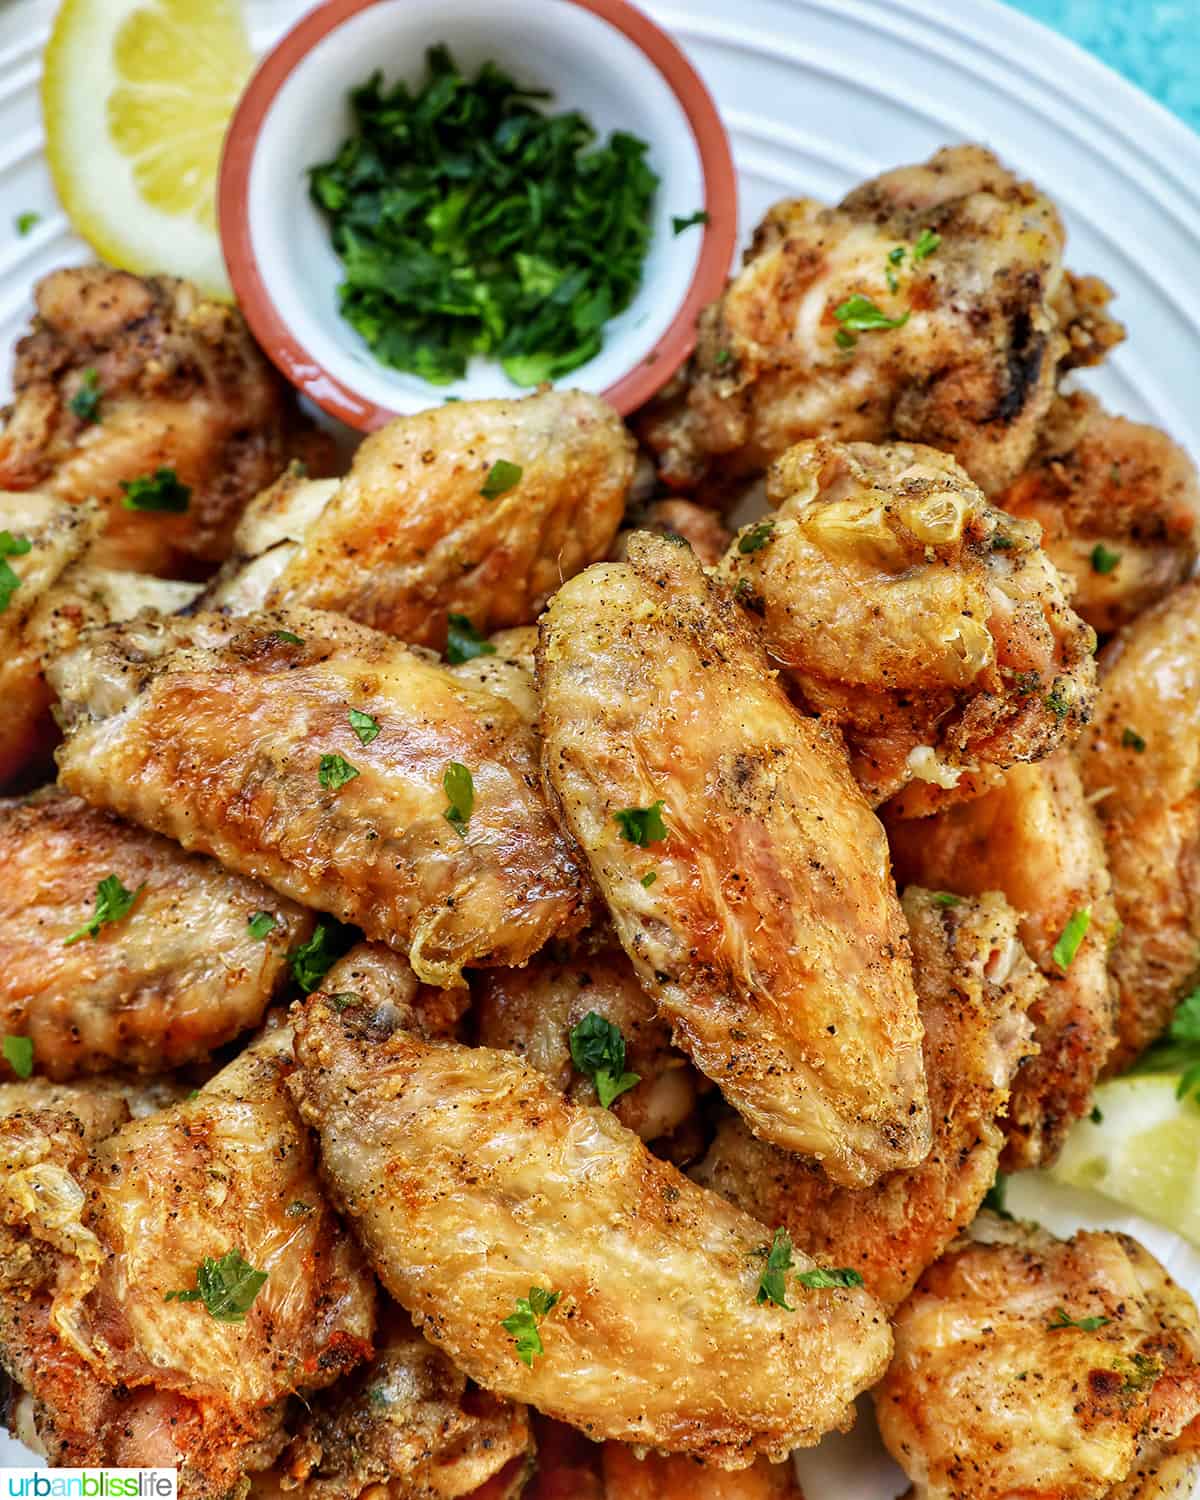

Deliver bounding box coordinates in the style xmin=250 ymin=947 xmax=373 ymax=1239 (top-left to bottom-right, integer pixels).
xmin=289 ymin=992 xmax=893 ymax=1466
xmin=538 ymin=531 xmax=929 ymax=1184
xmin=48 ymin=607 xmax=588 ymax=987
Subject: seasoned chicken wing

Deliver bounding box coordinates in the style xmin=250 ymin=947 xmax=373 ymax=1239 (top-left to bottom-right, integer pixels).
xmin=48 ymin=607 xmax=588 ymax=987
xmin=538 ymin=531 xmax=928 ymax=1183
xmin=718 ymin=441 xmax=1097 ymax=806
xmin=693 ymin=889 xmax=1039 ymax=1312
xmin=289 ymin=993 xmax=893 ymax=1466
xmin=0 ymin=1025 xmax=375 ymax=1495
xmin=999 ymin=392 xmax=1200 ymax=635
xmin=886 ymin=751 xmax=1119 ymax=1167
xmin=0 ymin=789 xmax=313 ymax=1080
xmin=312 ymin=941 xmax=471 ymax=1043
xmin=445 ymin=625 xmax=540 ymax=724
xmin=640 ymin=145 xmax=1122 ymax=500
xmin=1076 ymin=580 xmax=1200 ymax=1068
xmin=0 ymin=267 xmax=334 ymax=576
xmin=875 ymin=1217 xmax=1200 ymax=1500
xmin=611 ymin=499 xmax=733 ymax=569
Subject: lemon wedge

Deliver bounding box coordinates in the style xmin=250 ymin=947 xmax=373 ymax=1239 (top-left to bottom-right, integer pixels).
xmin=42 ymin=0 xmax=253 ymax=296
xmin=1046 ymin=1074 xmax=1200 ymax=1247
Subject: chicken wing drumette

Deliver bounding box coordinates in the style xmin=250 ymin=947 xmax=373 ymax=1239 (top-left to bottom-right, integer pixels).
xmin=0 ymin=267 xmax=334 ymax=577
xmin=718 ymin=440 xmax=1097 ymax=808
xmin=640 ymin=145 xmax=1122 ymax=501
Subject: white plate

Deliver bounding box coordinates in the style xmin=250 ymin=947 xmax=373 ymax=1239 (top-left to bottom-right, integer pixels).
xmin=1 ymin=1 xmax=1199 ymax=1491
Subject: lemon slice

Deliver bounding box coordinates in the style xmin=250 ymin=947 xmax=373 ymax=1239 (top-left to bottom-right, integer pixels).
xmin=42 ymin=0 xmax=253 ymax=297
xmin=1046 ymin=1074 xmax=1200 ymax=1246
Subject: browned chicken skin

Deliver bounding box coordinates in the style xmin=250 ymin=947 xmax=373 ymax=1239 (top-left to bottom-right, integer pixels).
xmin=0 ymin=267 xmax=335 ymax=577
xmin=639 ymin=146 xmax=1122 ymax=501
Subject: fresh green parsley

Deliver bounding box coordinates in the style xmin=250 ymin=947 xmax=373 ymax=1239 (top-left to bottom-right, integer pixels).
xmin=1122 ymin=727 xmax=1146 ymax=752
xmin=445 ymin=614 xmax=496 ymax=665
xmin=991 ymin=534 xmax=1014 ymax=550
xmin=737 ymin=520 xmax=775 ymax=554
xmin=713 ymin=347 xmax=734 ymax=369
xmin=982 ymin=1173 xmax=1012 ymax=1219
xmin=1091 ymin=542 xmax=1122 ymax=575
xmin=326 ymin=992 xmax=362 ymax=1012
xmin=932 ymin=891 xmax=962 ymax=908
xmin=834 ymin=328 xmax=857 ymax=350
xmin=1128 ymin=988 xmax=1200 ymax=1101
xmin=247 ymin=910 xmax=277 ymax=941
xmin=613 ymin=800 xmax=667 ymax=847
xmin=2 ymin=1035 xmax=33 ymax=1079
xmin=481 ymin=460 xmax=523 ymax=500
xmin=63 ymin=874 xmax=144 ymax=946
xmin=120 ymin=467 xmax=191 ymax=513
xmin=319 ymin=753 xmax=360 ymax=791
xmin=641 ymin=871 xmax=657 ymax=888
xmin=15 ymin=212 xmax=39 ymax=236
xmin=272 ymin=629 xmax=304 ymax=646
xmin=672 ymin=209 xmax=709 ymax=234
xmin=834 ymin=293 xmax=910 ymax=332
xmin=912 ymin=227 xmax=941 ymax=261
xmin=1044 ymin=680 xmax=1074 ymax=721
xmin=443 ymin=761 xmax=475 ymax=834
xmin=0 ymin=530 xmax=32 ymax=614
xmin=888 ymin=246 xmax=906 ymax=265
xmin=501 ymin=1286 xmax=560 ymax=1366
xmin=1090 ymin=1105 xmax=1104 ymax=1124
xmin=164 ymin=1249 xmax=268 ymax=1322
xmin=348 ymin=708 xmax=380 ymax=746
xmin=568 ymin=1012 xmax=640 ymax=1108
xmin=795 ymin=1266 xmax=865 ymax=1290
xmin=69 ymin=368 xmax=102 ymax=424
xmin=1052 ymin=908 xmax=1091 ymax=971
xmin=753 ymin=1227 xmax=796 ymax=1310
xmin=288 ymin=921 xmax=351 ymax=993
xmin=1047 ymin=1307 xmax=1110 ymax=1333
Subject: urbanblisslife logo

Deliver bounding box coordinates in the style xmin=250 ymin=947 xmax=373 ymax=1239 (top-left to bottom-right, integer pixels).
xmin=4 ymin=1474 xmax=176 ymax=1499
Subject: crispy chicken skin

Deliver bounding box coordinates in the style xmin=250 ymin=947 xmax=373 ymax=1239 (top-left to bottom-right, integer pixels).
xmin=48 ymin=607 xmax=588 ymax=987
xmin=886 ymin=751 xmax=1119 ymax=1168
xmin=475 ymin=934 xmax=700 ymax=1145
xmin=276 ymin=1303 xmax=532 ymax=1500
xmin=719 ymin=440 xmax=1098 ymax=807
xmin=999 ymin=392 xmax=1200 ymax=635
xmin=1076 ymin=580 xmax=1200 ymax=1069
xmin=0 ymin=789 xmax=313 ymax=1080
xmin=693 ymin=889 xmax=1039 ymax=1313
xmin=289 ymin=993 xmax=893 ymax=1466
xmin=0 ymin=1026 xmax=375 ymax=1495
xmin=537 ymin=531 xmax=929 ymax=1184
xmin=0 ymin=268 xmax=334 ymax=576
xmin=875 ymin=1217 xmax=1200 ymax=1500
xmin=639 ymin=145 xmax=1122 ymax=501
xmin=256 ymin=390 xmax=633 ymax=651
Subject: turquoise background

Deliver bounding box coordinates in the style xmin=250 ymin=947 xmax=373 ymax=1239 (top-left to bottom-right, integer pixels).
xmin=1006 ymin=0 xmax=1200 ymax=131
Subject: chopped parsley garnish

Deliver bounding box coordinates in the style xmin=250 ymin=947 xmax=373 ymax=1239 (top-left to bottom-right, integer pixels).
xmin=888 ymin=246 xmax=906 ymax=265
xmin=319 ymin=753 xmax=360 ymax=791
xmin=737 ymin=520 xmax=775 ymax=554
xmin=2 ymin=1035 xmax=33 ymax=1079
xmin=834 ymin=293 xmax=910 ymax=333
xmin=1044 ymin=680 xmax=1074 ymax=721
xmin=713 ymin=347 xmax=734 ymax=369
xmin=15 ymin=212 xmax=39 ymax=236
xmin=272 ymin=629 xmax=304 ymax=646
xmin=1091 ymin=542 xmax=1122 ymax=574
xmin=672 ymin=209 xmax=709 ymax=234
xmin=795 ymin=1266 xmax=865 ymax=1290
xmin=753 ymin=1227 xmax=795 ymax=1310
xmin=0 ymin=530 xmax=32 ymax=614
xmin=1047 ymin=1307 xmax=1110 ymax=1333
xmin=1122 ymin=727 xmax=1146 ymax=752
xmin=69 ymin=368 xmax=102 ymax=424
xmin=502 ymin=1286 xmax=560 ymax=1366
xmin=288 ymin=921 xmax=351 ymax=993
xmin=348 ymin=708 xmax=380 ymax=746
xmin=481 ymin=460 xmax=523 ymax=500
xmin=445 ymin=614 xmax=496 ymax=664
xmin=569 ymin=1012 xmax=640 ymax=1108
xmin=309 ymin=47 xmax=658 ymax=387
xmin=1129 ymin=987 xmax=1200 ymax=1100
xmin=991 ymin=534 xmax=1014 ymax=550
xmin=120 ymin=467 xmax=191 ymax=513
xmin=835 ymin=328 xmax=857 ymax=350
xmin=247 ymin=910 xmax=277 ymax=941
xmin=443 ymin=761 xmax=474 ymax=834
xmin=982 ymin=1173 xmax=1013 ymax=1219
xmin=1052 ymin=908 xmax=1091 ymax=970
xmin=931 ymin=891 xmax=961 ymax=908
xmin=641 ymin=871 xmax=657 ymax=888
xmin=326 ymin=992 xmax=362 ymax=1011
xmin=614 ymin=800 xmax=667 ymax=847
xmin=63 ymin=874 xmax=144 ymax=946
xmin=164 ymin=1249 xmax=267 ymax=1322
xmin=1090 ymin=1105 xmax=1104 ymax=1124
xmin=912 ymin=227 xmax=941 ymax=261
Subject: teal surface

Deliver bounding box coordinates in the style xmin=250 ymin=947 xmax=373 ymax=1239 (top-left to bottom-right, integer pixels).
xmin=1005 ymin=0 xmax=1200 ymax=130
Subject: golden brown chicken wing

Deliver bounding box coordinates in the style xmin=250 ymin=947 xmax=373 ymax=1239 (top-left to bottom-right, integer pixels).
xmin=999 ymin=392 xmax=1200 ymax=636
xmin=875 ymin=1216 xmax=1200 ymax=1500
xmin=0 ymin=267 xmax=334 ymax=576
xmin=48 ymin=607 xmax=588 ymax=986
xmin=611 ymin=499 xmax=733 ymax=569
xmin=0 ymin=789 xmax=313 ymax=1080
xmin=692 ymin=889 xmax=1039 ymax=1312
xmin=718 ymin=440 xmax=1097 ymax=807
xmin=0 ymin=1025 xmax=375 ymax=1495
xmin=1076 ymin=580 xmax=1200 ymax=1068
xmin=639 ymin=145 xmax=1122 ymax=501
xmin=289 ymin=992 xmax=893 ymax=1467
xmin=537 ymin=531 xmax=928 ymax=1184
xmin=886 ymin=750 xmax=1119 ymax=1167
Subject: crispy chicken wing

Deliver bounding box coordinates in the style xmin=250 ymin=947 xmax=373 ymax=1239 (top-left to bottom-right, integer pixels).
xmin=0 ymin=1025 xmax=375 ymax=1495
xmin=0 ymin=789 xmax=313 ymax=1080
xmin=0 ymin=268 xmax=334 ymax=576
xmin=289 ymin=992 xmax=893 ymax=1466
xmin=537 ymin=531 xmax=928 ymax=1183
xmin=48 ymin=607 xmax=588 ymax=986
xmin=639 ymin=146 xmax=1122 ymax=500
xmin=886 ymin=750 xmax=1119 ymax=1167
xmin=1076 ymin=580 xmax=1200 ymax=1068
xmin=718 ymin=440 xmax=1097 ymax=807
xmin=999 ymin=392 xmax=1200 ymax=635
xmin=875 ymin=1217 xmax=1200 ymax=1500
xmin=693 ymin=889 xmax=1039 ymax=1312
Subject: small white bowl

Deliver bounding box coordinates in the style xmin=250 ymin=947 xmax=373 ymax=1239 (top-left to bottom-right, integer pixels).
xmin=219 ymin=0 xmax=736 ymax=430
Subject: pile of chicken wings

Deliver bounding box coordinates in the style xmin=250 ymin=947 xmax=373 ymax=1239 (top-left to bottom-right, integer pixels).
xmin=1 ymin=145 xmax=1199 ymax=1500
